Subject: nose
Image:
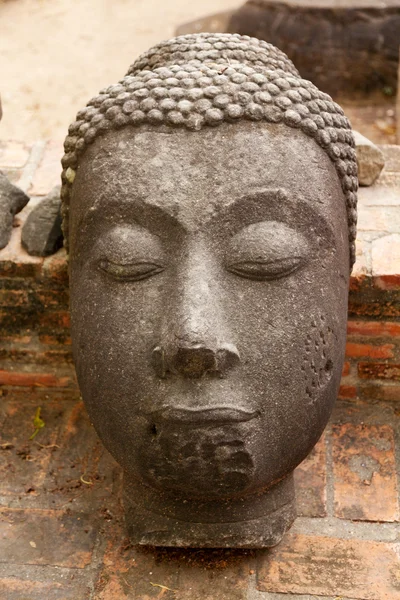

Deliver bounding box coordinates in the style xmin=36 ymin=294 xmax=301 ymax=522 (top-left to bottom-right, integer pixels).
xmin=152 ymin=238 xmax=240 ymax=379
xmin=153 ymin=343 xmax=240 ymax=378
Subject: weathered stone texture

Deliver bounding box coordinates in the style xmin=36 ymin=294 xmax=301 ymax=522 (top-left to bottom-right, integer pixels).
xmin=21 ymin=186 xmax=63 ymax=257
xmin=354 ymin=131 xmax=385 ymax=186
xmin=228 ymin=0 xmax=400 ymax=97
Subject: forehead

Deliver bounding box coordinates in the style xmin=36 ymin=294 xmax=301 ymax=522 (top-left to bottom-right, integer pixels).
xmin=70 ymin=121 xmax=345 ymax=238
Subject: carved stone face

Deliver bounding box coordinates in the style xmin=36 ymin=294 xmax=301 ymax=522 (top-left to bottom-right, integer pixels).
xmin=69 ymin=121 xmax=349 ymax=503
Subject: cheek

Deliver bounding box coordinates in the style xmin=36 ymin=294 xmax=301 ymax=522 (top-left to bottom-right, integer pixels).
xmin=70 ymin=267 xmax=169 ymax=389
xmin=302 ymin=316 xmax=336 ymax=404
xmin=225 ymin=265 xmax=348 ymax=391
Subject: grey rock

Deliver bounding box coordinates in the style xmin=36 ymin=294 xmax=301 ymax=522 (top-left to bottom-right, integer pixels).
xmin=21 ymin=186 xmax=63 ymax=256
xmin=354 ymin=131 xmax=385 ymax=186
xmin=0 ymin=170 xmax=30 ymax=249
xmin=228 ymin=0 xmax=400 ymax=97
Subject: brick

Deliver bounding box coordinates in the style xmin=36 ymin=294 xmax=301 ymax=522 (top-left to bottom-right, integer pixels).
xmin=0 ymin=508 xmax=95 ymax=568
xmin=0 ymin=140 xmax=31 ymax=169
xmin=294 ymin=435 xmax=326 ymax=518
xmin=44 ymin=401 xmax=121 ymax=511
xmin=0 ymin=570 xmax=90 ymax=600
xmin=0 ymin=349 xmax=74 ymax=365
xmin=1 ymin=334 xmax=32 ymax=344
xmin=0 ymin=289 xmax=29 ymax=308
xmin=0 ymin=399 xmax=65 ymax=496
xmin=359 ymin=384 xmax=400 ymax=402
xmin=95 ymin=536 xmax=178 ymax=600
xmin=358 ymin=362 xmax=400 ymax=381
xmin=372 ymin=234 xmax=400 ymax=290
xmin=42 ymin=350 xmax=73 ymax=364
xmin=338 ymin=384 xmax=358 ymax=399
xmin=0 ymin=370 xmax=73 ymax=387
xmin=332 ymin=423 xmax=399 ymax=522
xmin=342 ymin=361 xmax=350 ymax=377
xmin=34 ymin=289 xmax=69 ymax=310
xmin=349 ymin=274 xmax=367 ymax=292
xmin=347 ymin=320 xmax=400 ymax=337
xmin=0 ymin=348 xmax=36 ymax=362
xmin=39 ymin=334 xmax=72 ymax=346
xmin=38 ymin=311 xmax=70 ymax=330
xmin=40 ymin=249 xmax=69 ymax=285
xmin=375 ymin=275 xmax=400 ymax=290
xmin=96 ymin=527 xmax=251 ymax=600
xmin=29 ymin=141 xmax=63 ymax=196
xmin=176 ymin=558 xmax=250 ymax=600
xmin=257 ymin=534 xmax=400 ymax=599
xmin=348 ymin=295 xmax=400 ymax=319
xmin=0 ymin=228 xmax=43 ymax=278
xmin=346 ymin=342 xmax=395 ymax=359
xmin=0 ymin=312 xmax=42 ymax=338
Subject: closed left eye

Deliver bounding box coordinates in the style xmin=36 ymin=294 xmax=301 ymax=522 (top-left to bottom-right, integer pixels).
xmin=98 ymin=259 xmax=165 ymax=281
xmin=226 ymin=256 xmax=305 ymax=281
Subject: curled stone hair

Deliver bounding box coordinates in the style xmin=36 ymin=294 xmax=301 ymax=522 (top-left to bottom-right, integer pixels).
xmin=61 ymin=33 xmax=358 ymax=268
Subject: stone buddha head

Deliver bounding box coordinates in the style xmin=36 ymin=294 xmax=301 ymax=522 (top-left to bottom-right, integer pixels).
xmin=61 ymin=33 xmax=357 ymax=548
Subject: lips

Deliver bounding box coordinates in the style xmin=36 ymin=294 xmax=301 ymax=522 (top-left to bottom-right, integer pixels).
xmin=149 ymin=406 xmax=260 ymax=424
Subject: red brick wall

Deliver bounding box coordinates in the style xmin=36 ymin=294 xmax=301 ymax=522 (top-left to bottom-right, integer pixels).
xmin=0 ymin=250 xmax=76 ymax=389
xmin=342 ymin=275 xmax=400 ymax=401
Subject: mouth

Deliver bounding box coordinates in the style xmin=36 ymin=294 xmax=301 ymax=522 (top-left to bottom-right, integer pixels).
xmin=149 ymin=406 xmax=260 ymax=424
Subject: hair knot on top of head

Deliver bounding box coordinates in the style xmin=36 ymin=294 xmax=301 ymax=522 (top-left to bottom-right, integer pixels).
xmin=61 ymin=32 xmax=358 ymax=268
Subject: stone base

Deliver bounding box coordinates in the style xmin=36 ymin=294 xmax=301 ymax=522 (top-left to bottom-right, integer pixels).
xmin=124 ymin=474 xmax=296 ymax=548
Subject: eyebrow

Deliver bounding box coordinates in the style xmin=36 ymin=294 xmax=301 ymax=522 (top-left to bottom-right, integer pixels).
xmin=207 ymin=188 xmax=336 ymax=239
xmin=76 ymin=185 xmax=336 ymax=244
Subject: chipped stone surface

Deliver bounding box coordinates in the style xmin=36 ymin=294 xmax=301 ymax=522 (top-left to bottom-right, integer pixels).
xmin=354 ymin=131 xmax=385 ymax=186
xmin=21 ymin=186 xmax=63 ymax=257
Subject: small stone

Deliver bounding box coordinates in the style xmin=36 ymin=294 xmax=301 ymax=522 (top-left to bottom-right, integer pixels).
xmin=21 ymin=186 xmax=63 ymax=257
xmin=0 ymin=170 xmax=30 ymax=249
xmin=354 ymin=131 xmax=385 ymax=187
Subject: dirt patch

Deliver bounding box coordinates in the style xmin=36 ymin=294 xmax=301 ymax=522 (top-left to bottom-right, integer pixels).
xmin=0 ymin=0 xmax=242 ymax=142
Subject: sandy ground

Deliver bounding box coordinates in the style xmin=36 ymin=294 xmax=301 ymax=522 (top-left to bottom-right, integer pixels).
xmin=0 ymin=0 xmax=397 ymax=144
xmin=0 ymin=0 xmax=242 ymax=142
